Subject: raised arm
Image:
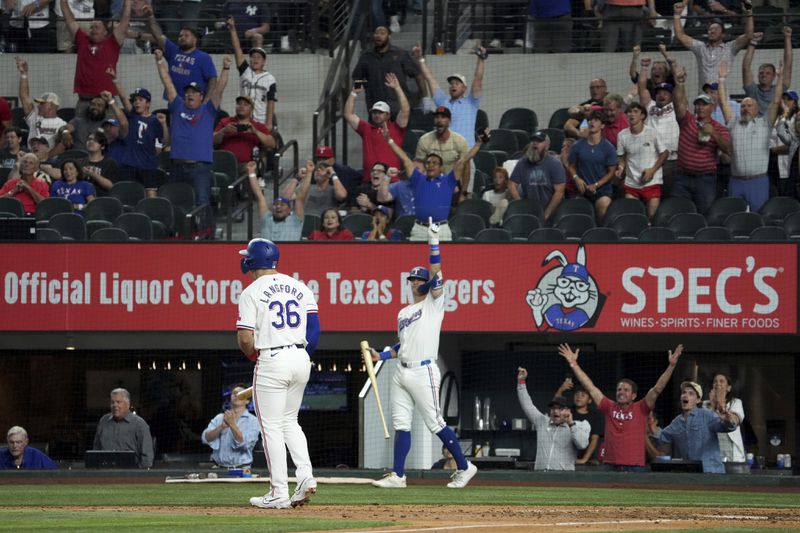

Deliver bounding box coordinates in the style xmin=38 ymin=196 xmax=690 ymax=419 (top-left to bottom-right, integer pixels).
xmin=427 ymin=218 xmax=443 ymax=297
xmin=113 ymin=0 xmax=132 ymax=45
xmin=672 ymin=2 xmax=694 ymax=49
xmin=210 ymin=57 xmax=232 ymax=109
xmin=471 ymin=46 xmax=486 ymax=98
xmin=767 ymin=62 xmax=785 ymax=125
xmin=637 ymin=61 xmax=653 ymax=107
xmin=383 ymin=124 xmax=416 ymax=177
xmin=59 ymin=0 xmax=79 ymax=37
xmin=102 ymin=91 xmax=129 ymax=138
xmin=644 ymin=344 xmax=683 ymax=409
xmin=629 ymin=45 xmax=642 ymax=83
xmin=557 ymin=343 xmax=604 ymax=406
xmin=144 ymin=4 xmax=167 ymax=48
xmin=741 ymin=34 xmax=760 ymax=88
xmin=16 ymin=57 xmax=33 ymax=116
xmin=343 ymin=84 xmax=362 ymax=131
xmin=783 ymin=27 xmax=793 ymax=89
xmin=516 ymin=368 xmax=546 ymax=426
xmin=672 ymin=59 xmax=689 ymax=120
xmin=386 ymin=73 xmax=410 ymax=129
xmin=290 ymin=160 xmax=314 ymax=219
xmin=733 ymin=3 xmax=755 ymax=49
xmin=718 ymin=62 xmax=734 ymax=124
xmin=107 ymin=67 xmax=132 ymax=114
xmin=227 ymin=16 xmax=246 ymax=68
xmin=154 ymin=49 xmax=177 ymax=103
xmin=412 ymin=44 xmax=442 ymax=95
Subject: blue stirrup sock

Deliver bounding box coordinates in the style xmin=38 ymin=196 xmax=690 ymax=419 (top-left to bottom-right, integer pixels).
xmin=393 ymin=430 xmax=411 ymax=477
xmin=436 ymin=426 xmax=468 ymax=471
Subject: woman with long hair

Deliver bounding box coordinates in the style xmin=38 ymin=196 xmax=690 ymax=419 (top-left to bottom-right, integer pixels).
xmin=706 ymin=373 xmax=746 ymax=464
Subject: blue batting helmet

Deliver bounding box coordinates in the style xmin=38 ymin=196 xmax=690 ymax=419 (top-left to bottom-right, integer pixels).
xmin=407 ymin=266 xmax=430 ymax=282
xmin=239 ymin=238 xmax=280 ymax=273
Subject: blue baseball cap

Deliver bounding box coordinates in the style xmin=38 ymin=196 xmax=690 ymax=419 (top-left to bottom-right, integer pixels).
xmin=407 ymin=266 xmax=430 ymax=282
xmin=372 ymin=205 xmax=391 ymax=216
xmin=562 ymin=263 xmax=589 ymax=283
xmin=783 ymin=90 xmax=799 ymax=102
xmin=273 ymin=195 xmax=292 ymax=206
xmin=655 ymin=82 xmax=674 ymax=93
xmin=130 ymin=88 xmax=152 ymax=102
xmin=102 ymin=118 xmax=120 ymax=127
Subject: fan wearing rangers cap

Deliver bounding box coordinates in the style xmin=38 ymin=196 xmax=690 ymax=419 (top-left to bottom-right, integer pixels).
xmin=367 ymin=218 xmax=477 ymax=489
xmin=236 ymin=238 xmax=320 ymax=509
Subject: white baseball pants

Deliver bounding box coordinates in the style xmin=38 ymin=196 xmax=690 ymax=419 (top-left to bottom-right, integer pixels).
xmin=391 ymin=363 xmax=447 ymax=433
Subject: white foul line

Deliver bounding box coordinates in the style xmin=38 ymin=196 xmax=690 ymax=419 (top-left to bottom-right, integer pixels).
xmin=340 ymin=518 xmax=679 ymax=532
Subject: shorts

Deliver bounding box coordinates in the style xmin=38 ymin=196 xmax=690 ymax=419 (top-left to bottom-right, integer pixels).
xmin=624 ymin=184 xmax=661 ymax=202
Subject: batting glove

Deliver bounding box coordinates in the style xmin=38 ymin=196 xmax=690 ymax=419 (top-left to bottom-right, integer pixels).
xmin=427 ymin=216 xmax=440 ymax=245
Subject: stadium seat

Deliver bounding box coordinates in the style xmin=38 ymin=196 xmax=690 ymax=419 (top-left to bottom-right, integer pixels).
xmin=84 ymin=197 xmax=124 ymax=222
xmin=407 ymin=109 xmax=434 ymax=131
xmin=724 ymin=212 xmax=764 ymax=239
xmin=402 ymin=129 xmax=425 ymax=157
xmin=527 ymin=227 xmax=565 ymax=242
xmin=548 ymin=107 xmax=571 ymax=129
xmin=488 ymin=150 xmax=510 ymax=165
xmin=498 ymin=107 xmax=538 ymax=135
xmin=580 ymin=226 xmax=619 ymax=242
xmin=503 ymin=198 xmax=545 ymax=224
xmin=391 ymin=214 xmax=416 ymax=238
xmin=603 ymin=198 xmax=647 ymax=226
xmin=456 ymin=198 xmax=493 ymax=226
xmin=0 ymin=197 xmax=25 ymax=218
xmin=136 ymin=197 xmax=176 ymax=238
xmin=114 ymin=212 xmax=154 ymax=240
xmin=783 ymin=211 xmax=800 ymax=238
xmin=550 ymin=197 xmax=594 ymax=227
xmin=638 ymin=226 xmax=677 ymax=242
xmin=55 ymin=149 xmax=89 ymax=164
xmin=668 ymin=212 xmax=707 ymax=240
xmin=759 ymin=196 xmax=800 ymax=226
xmin=36 ymin=227 xmax=62 ymax=241
xmin=705 ymin=197 xmax=748 ymax=226
xmin=481 ymin=128 xmax=518 ymax=154
xmin=653 ymin=197 xmax=697 ymax=227
xmin=473 ymin=151 xmax=497 ymax=178
xmin=449 ymin=213 xmax=486 ymax=239
xmin=341 ymin=213 xmax=373 ymax=236
xmin=0 ymin=211 xmax=17 ymax=218
xmin=86 ymin=219 xmax=113 ymax=237
xmin=555 ymin=213 xmax=595 ymax=240
xmin=91 ymin=227 xmax=130 ymax=241
xmin=749 ymin=226 xmax=788 ymax=241
xmin=475 ymin=228 xmax=512 ymax=242
xmin=110 ymin=181 xmax=147 ymax=211
xmin=609 ymin=212 xmax=649 ymax=239
xmin=34 ymin=197 xmax=73 ymax=226
xmin=472 ymin=169 xmax=490 ymax=196
xmin=540 ymin=128 xmax=565 ymax=154
xmin=502 ymin=214 xmax=541 ymax=238
xmin=511 ymin=130 xmax=529 ymax=154
xmin=56 ymin=107 xmax=76 ymax=123
xmin=694 ymin=226 xmax=732 ymax=242
xmin=476 ymin=109 xmax=489 ymax=133
xmin=48 ymin=212 xmax=87 ymax=241
xmin=302 ymin=214 xmax=321 ymax=239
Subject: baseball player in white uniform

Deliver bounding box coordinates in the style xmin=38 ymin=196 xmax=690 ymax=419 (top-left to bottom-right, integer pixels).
xmin=370 ymin=218 xmax=478 ymax=489
xmin=236 ymin=238 xmax=320 ymax=509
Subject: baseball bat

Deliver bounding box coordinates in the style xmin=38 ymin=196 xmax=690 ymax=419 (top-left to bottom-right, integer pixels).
xmin=236 ymin=386 xmax=253 ymax=400
xmin=361 ymin=340 xmax=390 ymax=439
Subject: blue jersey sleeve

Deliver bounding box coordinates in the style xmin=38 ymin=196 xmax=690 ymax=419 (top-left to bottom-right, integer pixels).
xmin=305 ymin=312 xmax=320 ymax=355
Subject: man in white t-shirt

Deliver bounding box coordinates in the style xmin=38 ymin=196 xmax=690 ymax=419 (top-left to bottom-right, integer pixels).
xmin=228 ymin=16 xmax=277 ymax=129
xmin=236 ymin=238 xmax=319 ymax=509
xmin=16 ymin=57 xmax=67 ymax=152
xmin=616 ymin=102 xmax=669 ymax=221
xmin=638 ymin=63 xmax=679 ymax=196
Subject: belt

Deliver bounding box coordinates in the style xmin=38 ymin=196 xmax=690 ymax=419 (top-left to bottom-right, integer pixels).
xmin=401 ymin=359 xmax=431 ymax=368
xmin=174 ymin=160 xmax=205 ymax=167
xmin=415 ymin=219 xmax=448 ymax=226
xmin=266 ymin=344 xmax=304 ymax=351
xmin=732 ymin=174 xmax=766 ymax=181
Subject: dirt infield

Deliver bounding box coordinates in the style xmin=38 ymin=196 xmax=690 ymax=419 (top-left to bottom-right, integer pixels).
xmin=37 ymin=504 xmax=800 ymax=532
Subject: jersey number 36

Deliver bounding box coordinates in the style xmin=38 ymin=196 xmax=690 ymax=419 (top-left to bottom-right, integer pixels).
xmin=269 ymin=299 xmax=301 ymax=329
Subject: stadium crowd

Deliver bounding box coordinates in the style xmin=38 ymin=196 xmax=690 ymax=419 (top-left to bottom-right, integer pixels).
xmin=1 ymin=2 xmax=800 ymax=242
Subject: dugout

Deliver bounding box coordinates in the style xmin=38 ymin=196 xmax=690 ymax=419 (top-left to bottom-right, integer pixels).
xmin=1 ymin=242 xmax=798 ymax=471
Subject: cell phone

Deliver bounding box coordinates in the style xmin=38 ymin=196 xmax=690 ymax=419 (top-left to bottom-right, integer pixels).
xmin=477 ymin=129 xmax=490 ymax=143
xmin=236 ymin=124 xmax=249 ymax=132
xmin=474 ymin=47 xmax=488 ymax=60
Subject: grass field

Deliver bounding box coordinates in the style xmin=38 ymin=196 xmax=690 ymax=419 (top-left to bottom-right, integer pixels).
xmin=2 ymin=483 xmax=800 ymax=532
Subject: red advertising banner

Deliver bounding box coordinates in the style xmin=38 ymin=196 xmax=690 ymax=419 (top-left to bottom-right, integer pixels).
xmin=1 ymin=243 xmax=796 ymax=334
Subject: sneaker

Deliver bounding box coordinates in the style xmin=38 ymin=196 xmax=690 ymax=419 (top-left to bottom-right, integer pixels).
xmin=249 ymin=494 xmax=291 ymax=509
xmin=371 ymin=472 xmax=407 ymax=488
xmin=280 ymin=35 xmax=291 ymax=52
xmin=389 ymin=15 xmax=401 ymax=34
xmin=290 ymin=477 xmax=317 ymax=507
xmin=447 ymin=461 xmax=477 ymax=488
xmin=488 ymin=38 xmax=502 ymax=49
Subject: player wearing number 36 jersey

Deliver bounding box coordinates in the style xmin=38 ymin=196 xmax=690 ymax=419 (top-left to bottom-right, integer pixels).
xmin=236 ymin=238 xmax=320 ymax=509
xmin=369 ymin=217 xmax=477 ymax=489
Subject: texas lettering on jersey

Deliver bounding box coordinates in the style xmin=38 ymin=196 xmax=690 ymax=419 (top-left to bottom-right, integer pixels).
xmin=398 ymin=308 xmax=422 ymax=332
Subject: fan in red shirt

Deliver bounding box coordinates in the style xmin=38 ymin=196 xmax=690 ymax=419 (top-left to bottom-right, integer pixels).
xmin=307 ymin=208 xmax=354 ymax=241
xmin=557 ymin=342 xmax=683 ymax=471
xmin=213 ymin=95 xmax=276 ymax=170
xmin=60 ymin=0 xmax=132 ymax=111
